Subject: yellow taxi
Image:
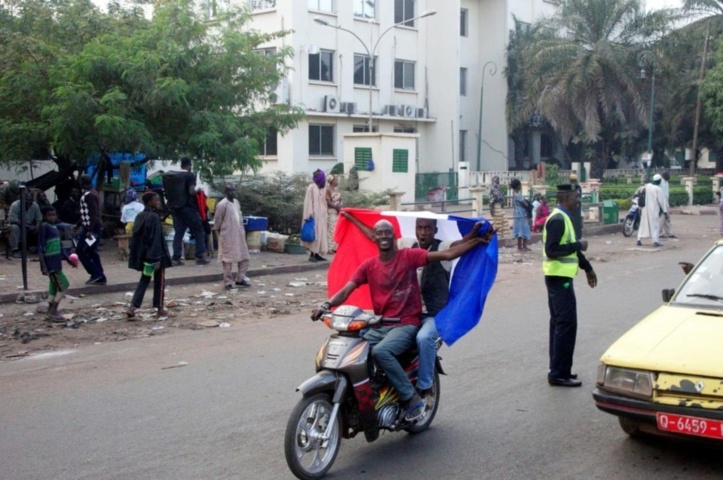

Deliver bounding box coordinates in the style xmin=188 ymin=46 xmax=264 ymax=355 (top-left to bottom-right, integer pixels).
xmin=593 ymin=240 xmax=723 ymax=441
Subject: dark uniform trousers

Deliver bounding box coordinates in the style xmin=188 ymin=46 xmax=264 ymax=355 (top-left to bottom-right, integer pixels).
xmin=545 ymin=275 xmax=577 ymax=379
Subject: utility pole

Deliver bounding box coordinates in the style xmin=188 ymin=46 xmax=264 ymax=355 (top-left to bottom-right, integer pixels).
xmin=689 ymin=21 xmax=710 ymax=179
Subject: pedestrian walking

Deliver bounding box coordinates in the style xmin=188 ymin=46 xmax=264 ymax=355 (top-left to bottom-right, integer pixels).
xmin=38 ymin=206 xmax=76 ymax=322
xmin=543 ymin=184 xmax=597 ymax=387
xmin=636 ymin=174 xmax=668 ymax=247
xmin=511 ymin=178 xmax=531 ymax=251
xmin=301 ymin=169 xmax=328 ymax=262
xmin=166 ymin=157 xmax=209 ymax=266
xmin=126 ymin=192 xmax=172 ymax=319
xmin=74 ymin=174 xmax=106 ymax=285
xmin=569 ymin=173 xmax=583 ymax=239
xmin=489 ymin=176 xmax=509 ymax=238
xmin=213 ymin=184 xmax=251 ymax=290
xmin=326 ymin=174 xmax=342 ymax=253
xmin=660 ymin=170 xmax=675 ymax=238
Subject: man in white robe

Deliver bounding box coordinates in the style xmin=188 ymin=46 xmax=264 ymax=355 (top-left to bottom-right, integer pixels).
xmin=636 ymin=174 xmax=669 ymax=247
xmin=660 ymin=170 xmax=675 ymax=238
xmin=301 ymin=169 xmax=328 ymax=262
xmin=213 ymin=184 xmax=251 ymax=290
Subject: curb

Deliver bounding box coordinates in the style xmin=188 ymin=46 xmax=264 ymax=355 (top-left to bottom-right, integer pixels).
xmin=0 ymin=261 xmax=329 ymax=305
xmin=497 ymin=222 xmax=622 ymax=248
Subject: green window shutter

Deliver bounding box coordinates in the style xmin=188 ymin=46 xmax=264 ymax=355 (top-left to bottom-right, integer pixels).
xmin=355 ymin=147 xmax=372 ymax=171
xmin=392 ymin=149 xmax=408 ymax=173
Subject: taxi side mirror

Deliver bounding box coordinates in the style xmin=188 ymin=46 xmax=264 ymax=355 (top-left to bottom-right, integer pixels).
xmin=662 ymin=288 xmax=675 ymax=303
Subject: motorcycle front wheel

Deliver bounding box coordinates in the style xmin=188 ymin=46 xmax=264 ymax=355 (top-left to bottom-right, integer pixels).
xmin=622 ymin=217 xmax=635 ymax=237
xmin=284 ymin=393 xmax=342 ymax=480
xmin=405 ymin=370 xmax=440 ymax=434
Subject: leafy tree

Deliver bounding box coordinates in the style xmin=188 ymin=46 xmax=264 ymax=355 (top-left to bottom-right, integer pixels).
xmin=514 ymin=0 xmax=673 ymax=177
xmin=0 ymin=0 xmax=303 ymax=179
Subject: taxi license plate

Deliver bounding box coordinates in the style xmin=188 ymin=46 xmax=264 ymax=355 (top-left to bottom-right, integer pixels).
xmin=656 ymin=412 xmax=723 ymax=440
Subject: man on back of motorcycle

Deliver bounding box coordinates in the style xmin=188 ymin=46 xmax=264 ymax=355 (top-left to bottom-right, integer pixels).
xmin=312 ymin=219 xmax=488 ymax=421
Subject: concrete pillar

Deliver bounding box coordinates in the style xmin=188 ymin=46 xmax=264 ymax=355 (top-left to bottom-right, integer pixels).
xmin=521 ymin=180 xmax=531 ymax=197
xmin=532 ymin=185 xmax=547 ymax=196
xmin=683 ymin=177 xmax=695 ymax=206
xmin=470 ymin=187 xmax=485 ymax=217
xmin=388 ymin=191 xmax=405 ymax=211
xmin=712 ymin=176 xmax=721 ymax=197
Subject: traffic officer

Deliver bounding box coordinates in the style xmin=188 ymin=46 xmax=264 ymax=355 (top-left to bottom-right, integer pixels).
xmin=543 ymin=184 xmax=597 ymax=387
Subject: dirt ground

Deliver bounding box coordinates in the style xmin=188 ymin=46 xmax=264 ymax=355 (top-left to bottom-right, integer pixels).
xmin=1 ymin=210 xmax=719 ymax=361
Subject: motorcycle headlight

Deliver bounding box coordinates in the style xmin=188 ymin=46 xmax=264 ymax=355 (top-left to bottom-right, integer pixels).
xmin=599 ymin=365 xmax=654 ymax=398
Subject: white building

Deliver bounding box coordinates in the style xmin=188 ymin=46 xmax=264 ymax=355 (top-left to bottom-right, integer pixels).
xmin=238 ymin=0 xmax=558 ymax=180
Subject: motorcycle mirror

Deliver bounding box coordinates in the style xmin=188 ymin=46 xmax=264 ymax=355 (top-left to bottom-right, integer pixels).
xmin=661 ymin=288 xmax=675 ymax=303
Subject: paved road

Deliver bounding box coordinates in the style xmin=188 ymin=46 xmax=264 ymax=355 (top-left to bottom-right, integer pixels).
xmin=2 ymin=219 xmax=723 ymax=479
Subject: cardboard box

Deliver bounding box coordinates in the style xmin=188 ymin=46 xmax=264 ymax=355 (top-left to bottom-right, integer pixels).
xmin=266 ymin=234 xmax=288 ymax=253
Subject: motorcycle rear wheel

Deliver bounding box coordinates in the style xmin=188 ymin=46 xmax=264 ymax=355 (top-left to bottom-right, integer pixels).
xmin=622 ymin=217 xmax=635 ymax=237
xmin=284 ymin=393 xmax=342 ymax=480
xmin=405 ymin=370 xmax=440 ymax=434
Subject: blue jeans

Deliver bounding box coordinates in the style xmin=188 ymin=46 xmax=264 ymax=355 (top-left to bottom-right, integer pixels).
xmin=416 ymin=317 xmax=439 ymax=391
xmin=76 ymin=227 xmax=105 ymax=280
xmin=171 ymin=206 xmax=206 ymax=260
xmin=364 ymin=324 xmax=419 ymax=402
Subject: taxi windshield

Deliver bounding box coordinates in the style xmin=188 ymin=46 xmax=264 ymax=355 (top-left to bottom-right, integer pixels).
xmin=674 ymin=245 xmax=723 ymax=307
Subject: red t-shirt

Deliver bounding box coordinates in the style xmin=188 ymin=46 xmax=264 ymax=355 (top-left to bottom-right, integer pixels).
xmin=350 ymin=248 xmax=428 ymax=327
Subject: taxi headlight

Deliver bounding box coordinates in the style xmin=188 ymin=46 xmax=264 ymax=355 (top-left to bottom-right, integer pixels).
xmin=600 ymin=365 xmax=654 ymax=398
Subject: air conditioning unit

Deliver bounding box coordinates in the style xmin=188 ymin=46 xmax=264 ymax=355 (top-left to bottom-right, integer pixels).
xmin=416 ymin=108 xmax=428 ymax=119
xmin=340 ymin=102 xmax=357 ymax=114
xmin=402 ymin=105 xmax=415 ymax=118
xmin=324 ymin=95 xmax=340 ymax=113
xmin=384 ymin=104 xmax=398 ymax=116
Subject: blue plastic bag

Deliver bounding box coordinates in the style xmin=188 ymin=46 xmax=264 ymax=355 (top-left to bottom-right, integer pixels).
xmin=301 ymin=217 xmax=315 ymax=242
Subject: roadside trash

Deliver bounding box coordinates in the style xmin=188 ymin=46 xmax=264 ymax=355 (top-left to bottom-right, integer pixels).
xmin=258 ymin=291 xmax=267 ymax=295
xmin=63 ymin=314 xmax=75 ymax=320
xmin=151 ymin=325 xmax=164 ymax=330
xmin=289 ymin=282 xmax=307 ymax=288
xmin=199 ymin=290 xmax=216 ymax=299
xmin=219 ymin=322 xmax=231 ymax=328
xmin=23 ymin=312 xmax=34 ymax=317
xmin=285 ymin=293 xmax=295 ymax=297
xmin=95 ymin=317 xmax=107 ymax=323
xmin=162 ymin=361 xmax=188 ymax=370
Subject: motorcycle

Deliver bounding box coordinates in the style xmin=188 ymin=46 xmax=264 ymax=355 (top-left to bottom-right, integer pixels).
xmin=284 ymin=305 xmax=442 ymax=480
xmin=622 ymin=196 xmax=640 ymax=237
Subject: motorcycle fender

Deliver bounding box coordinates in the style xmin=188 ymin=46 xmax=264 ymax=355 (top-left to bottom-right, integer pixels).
xmin=436 ymin=356 xmax=446 ymax=376
xmin=296 ymin=370 xmax=348 ymax=400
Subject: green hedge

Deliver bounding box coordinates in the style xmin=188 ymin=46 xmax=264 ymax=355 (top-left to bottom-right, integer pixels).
xmin=598 ymin=185 xmax=713 ymax=207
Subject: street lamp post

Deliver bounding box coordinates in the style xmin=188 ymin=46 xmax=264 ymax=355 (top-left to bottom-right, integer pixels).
xmin=638 ymin=50 xmax=656 ymax=181
xmin=476 ymin=61 xmax=497 ymax=172
xmin=314 ymin=10 xmax=437 ymax=132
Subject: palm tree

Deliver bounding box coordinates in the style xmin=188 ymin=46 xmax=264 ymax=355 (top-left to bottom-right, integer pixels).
xmin=515 ymin=0 xmax=671 ymax=177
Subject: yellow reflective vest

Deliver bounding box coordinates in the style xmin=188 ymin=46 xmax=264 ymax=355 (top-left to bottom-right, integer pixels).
xmin=542 ymin=207 xmax=579 ymax=278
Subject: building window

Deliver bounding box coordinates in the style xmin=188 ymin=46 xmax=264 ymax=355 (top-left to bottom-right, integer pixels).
xmin=541 ymin=133 xmax=553 ymax=158
xmin=354 ymin=0 xmax=375 ymax=18
xmin=460 ymin=67 xmax=467 ymax=96
xmin=394 ymin=0 xmax=415 ymax=27
xmin=249 ymin=0 xmax=275 ymax=11
xmin=460 ymin=9 xmax=468 ymax=36
xmin=353 ymin=125 xmax=379 ymax=133
xmin=309 ymin=124 xmax=334 ymax=156
xmin=392 ymin=149 xmax=409 ymax=173
xmin=354 ymin=54 xmax=376 ymax=86
xmin=309 ymin=50 xmax=334 ymax=82
xmin=308 ymin=0 xmax=334 ymax=12
xmin=255 ymin=47 xmax=276 ymax=56
xmin=393 ymin=125 xmax=416 ymax=133
xmin=394 ymin=60 xmax=415 ymax=90
xmin=355 ymin=147 xmax=373 ymax=170
xmin=261 ymin=128 xmax=278 ymax=156
xmin=459 ymin=130 xmax=467 ymax=163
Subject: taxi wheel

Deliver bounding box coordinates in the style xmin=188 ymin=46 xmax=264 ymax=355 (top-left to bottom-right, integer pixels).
xmin=618 ymin=416 xmax=643 ymax=437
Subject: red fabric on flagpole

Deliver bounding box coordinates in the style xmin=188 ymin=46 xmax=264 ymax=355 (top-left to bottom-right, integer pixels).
xmin=327 ymin=208 xmax=401 ymax=310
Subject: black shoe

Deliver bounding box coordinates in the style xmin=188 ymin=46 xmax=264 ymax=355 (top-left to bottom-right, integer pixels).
xmin=314 ymin=254 xmax=327 ymax=262
xmin=548 ymin=377 xmax=582 ymax=387
xmin=570 ymin=373 xmax=578 ymax=380
xmin=88 ymin=276 xmax=107 ymax=286
xmin=224 ymin=285 xmax=236 ymax=291
xmin=235 ymin=280 xmax=251 ymax=288
xmin=196 ymin=258 xmax=210 ymax=265
xmin=309 ymin=254 xmax=319 ymax=263
xmin=172 ymin=259 xmax=185 ymax=267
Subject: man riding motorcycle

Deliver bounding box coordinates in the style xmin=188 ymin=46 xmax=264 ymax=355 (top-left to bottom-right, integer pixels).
xmin=311 ymin=219 xmax=488 ymax=421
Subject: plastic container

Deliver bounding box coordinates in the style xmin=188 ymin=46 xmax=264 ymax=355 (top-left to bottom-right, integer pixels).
xmin=243 ymin=216 xmax=268 ymax=232
xmin=246 ymin=231 xmax=262 ymax=250
xmin=267 ymin=234 xmax=288 ymax=253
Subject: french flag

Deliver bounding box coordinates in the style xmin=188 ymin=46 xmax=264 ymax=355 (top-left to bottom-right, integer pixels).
xmin=328 ymin=208 xmax=498 ymax=345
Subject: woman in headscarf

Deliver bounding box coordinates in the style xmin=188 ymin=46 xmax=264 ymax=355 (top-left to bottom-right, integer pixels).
xmin=301 ymin=169 xmax=329 ymax=262
xmin=121 ymin=188 xmax=145 ymax=234
xmin=325 ymin=174 xmax=342 ymax=253
xmin=489 ymin=176 xmax=509 ymax=238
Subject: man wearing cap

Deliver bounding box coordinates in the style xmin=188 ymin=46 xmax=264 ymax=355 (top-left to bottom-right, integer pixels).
xmin=543 ymin=184 xmax=597 ymax=387
xmin=636 ymin=174 xmax=668 ymax=247
xmin=568 ymin=173 xmax=583 ymax=239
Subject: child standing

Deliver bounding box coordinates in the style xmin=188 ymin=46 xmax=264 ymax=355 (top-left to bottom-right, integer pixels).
xmin=38 ymin=206 xmax=76 ymax=322
xmin=126 ymin=192 xmax=173 ymax=319
xmin=511 ymin=178 xmax=532 ymax=251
